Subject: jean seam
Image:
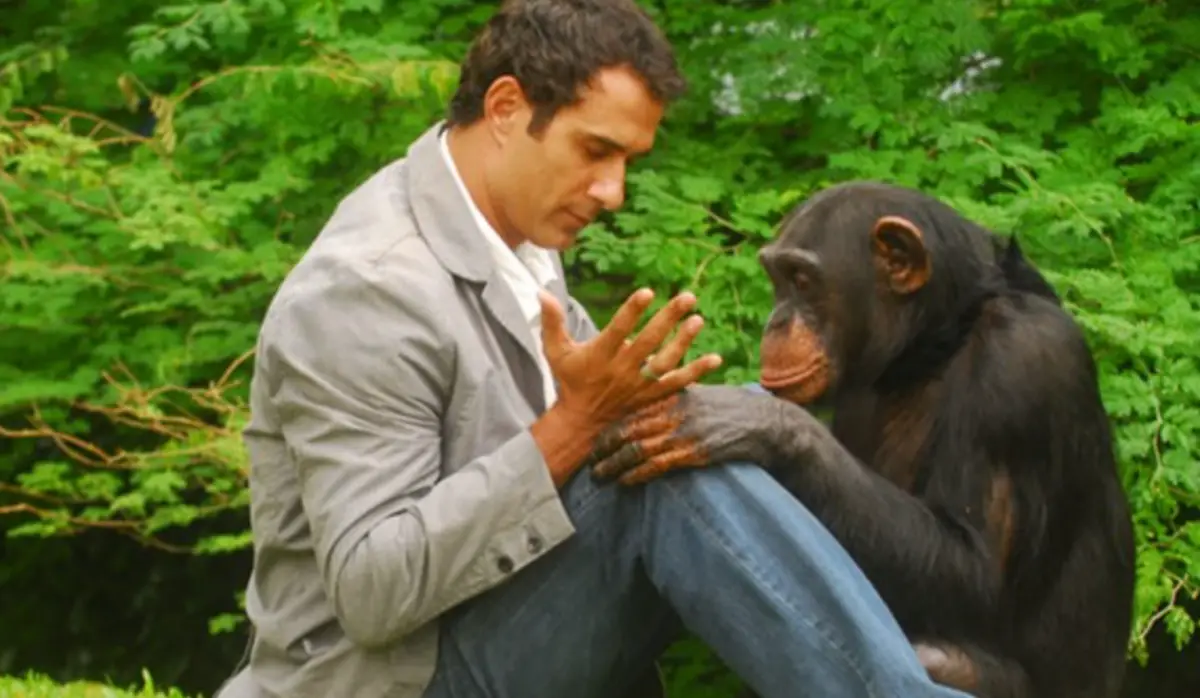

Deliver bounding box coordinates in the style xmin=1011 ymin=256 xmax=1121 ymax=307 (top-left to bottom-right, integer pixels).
xmin=659 ymin=474 xmax=879 ymax=698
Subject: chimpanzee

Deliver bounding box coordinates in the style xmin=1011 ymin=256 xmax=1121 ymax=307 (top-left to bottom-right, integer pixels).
xmin=587 ymin=181 xmax=1137 ymax=698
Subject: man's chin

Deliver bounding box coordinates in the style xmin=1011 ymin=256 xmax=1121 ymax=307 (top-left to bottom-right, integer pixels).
xmin=533 ymin=224 xmax=584 ymax=251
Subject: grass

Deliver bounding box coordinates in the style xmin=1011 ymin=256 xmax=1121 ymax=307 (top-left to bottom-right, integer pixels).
xmin=0 ymin=672 xmax=191 ymax=698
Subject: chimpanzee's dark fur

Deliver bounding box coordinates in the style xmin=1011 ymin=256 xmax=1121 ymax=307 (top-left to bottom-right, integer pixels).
xmin=749 ymin=182 xmax=1136 ymax=698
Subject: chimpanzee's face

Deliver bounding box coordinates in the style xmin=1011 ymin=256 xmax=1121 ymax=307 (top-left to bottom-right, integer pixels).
xmin=756 ymin=189 xmax=932 ymax=405
xmin=757 ymin=238 xmax=838 ymax=405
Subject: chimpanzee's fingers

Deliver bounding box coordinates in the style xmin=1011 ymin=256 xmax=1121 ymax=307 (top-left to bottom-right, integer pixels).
xmin=623 ymin=396 xmax=683 ymax=436
xmin=616 ymin=444 xmax=706 ymax=486
xmin=586 ymin=397 xmax=683 ymax=472
xmin=588 ymin=421 xmax=628 ymax=462
xmin=591 ymin=440 xmax=643 ymax=481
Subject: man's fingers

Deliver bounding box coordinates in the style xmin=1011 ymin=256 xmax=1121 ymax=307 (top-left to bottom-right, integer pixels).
xmin=652 ymin=353 xmax=723 ymax=397
xmin=646 ymin=314 xmax=704 ymax=375
xmin=538 ymin=291 xmax=573 ymax=362
xmin=594 ymin=288 xmax=656 ymax=355
xmin=624 ymin=292 xmax=697 ymax=365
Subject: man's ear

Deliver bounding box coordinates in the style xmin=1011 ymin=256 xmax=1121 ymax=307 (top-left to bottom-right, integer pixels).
xmin=871 ymin=215 xmax=931 ymax=295
xmin=482 ymin=76 xmax=531 ymax=146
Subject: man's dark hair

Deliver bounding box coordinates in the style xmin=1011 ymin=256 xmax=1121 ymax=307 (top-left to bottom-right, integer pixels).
xmin=446 ymin=0 xmax=687 ymax=134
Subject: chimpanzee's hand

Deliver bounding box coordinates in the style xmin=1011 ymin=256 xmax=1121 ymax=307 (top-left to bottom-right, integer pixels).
xmin=588 ymin=384 xmax=802 ymax=486
xmin=532 ymin=288 xmax=725 ymax=488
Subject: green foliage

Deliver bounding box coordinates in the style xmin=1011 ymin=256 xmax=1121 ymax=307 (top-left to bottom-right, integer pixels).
xmin=0 ymin=671 xmax=191 ymax=698
xmin=2 ymin=0 xmax=1199 ymax=694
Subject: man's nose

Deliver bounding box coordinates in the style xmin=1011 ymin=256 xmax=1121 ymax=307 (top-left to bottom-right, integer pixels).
xmin=589 ymin=179 xmax=625 ymax=211
xmin=588 ymin=168 xmax=626 ymax=211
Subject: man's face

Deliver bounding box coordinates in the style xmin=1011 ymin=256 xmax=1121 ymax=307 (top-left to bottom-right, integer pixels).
xmin=489 ymin=66 xmax=665 ymax=250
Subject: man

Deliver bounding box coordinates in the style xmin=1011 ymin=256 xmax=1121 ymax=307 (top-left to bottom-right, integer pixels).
xmin=215 ymin=1 xmax=974 ymax=697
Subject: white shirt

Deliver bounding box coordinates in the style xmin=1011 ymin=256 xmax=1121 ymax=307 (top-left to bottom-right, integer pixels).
xmin=438 ymin=131 xmax=560 ymax=409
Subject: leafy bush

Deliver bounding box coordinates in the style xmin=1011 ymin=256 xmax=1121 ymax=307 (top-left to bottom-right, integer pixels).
xmin=0 ymin=671 xmax=190 ymax=698
xmin=2 ymin=0 xmax=1198 ymax=694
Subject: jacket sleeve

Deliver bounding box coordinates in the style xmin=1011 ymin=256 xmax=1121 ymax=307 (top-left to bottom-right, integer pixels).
xmin=261 ymin=261 xmax=577 ymax=648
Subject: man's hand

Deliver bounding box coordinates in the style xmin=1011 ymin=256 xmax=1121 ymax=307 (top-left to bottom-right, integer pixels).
xmin=541 ymin=287 xmax=722 ymax=426
xmin=586 ymin=384 xmax=807 ymax=486
xmin=531 ymin=288 xmax=722 ymax=487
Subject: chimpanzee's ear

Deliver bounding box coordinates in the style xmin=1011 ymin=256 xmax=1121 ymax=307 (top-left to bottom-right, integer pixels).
xmin=871 ymin=215 xmax=931 ymax=295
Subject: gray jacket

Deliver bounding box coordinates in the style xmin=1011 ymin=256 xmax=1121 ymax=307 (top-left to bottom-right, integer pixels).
xmin=215 ymin=122 xmax=644 ymax=698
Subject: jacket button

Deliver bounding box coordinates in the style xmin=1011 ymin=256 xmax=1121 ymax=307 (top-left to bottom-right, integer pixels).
xmin=497 ymin=555 xmax=514 ymax=574
xmin=527 ymin=536 xmax=543 ymax=554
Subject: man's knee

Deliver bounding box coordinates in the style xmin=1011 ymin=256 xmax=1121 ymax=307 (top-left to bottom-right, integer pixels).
xmin=644 ymin=461 xmax=786 ymax=511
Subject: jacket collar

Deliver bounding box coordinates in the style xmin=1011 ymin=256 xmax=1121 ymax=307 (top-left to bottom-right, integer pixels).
xmin=405 ymin=122 xmax=493 ymax=284
xmin=404 ymin=121 xmax=571 ymax=310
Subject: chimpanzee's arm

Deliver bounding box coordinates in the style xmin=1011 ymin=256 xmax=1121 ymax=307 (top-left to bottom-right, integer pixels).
xmin=766 ymin=398 xmax=1021 ymax=640
xmin=586 ymin=379 xmax=1048 ymax=641
xmin=588 ymin=383 xmax=1032 ymax=640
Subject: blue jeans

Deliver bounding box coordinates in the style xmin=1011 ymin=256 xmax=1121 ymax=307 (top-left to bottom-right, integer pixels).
xmin=420 ymin=455 xmax=972 ymax=698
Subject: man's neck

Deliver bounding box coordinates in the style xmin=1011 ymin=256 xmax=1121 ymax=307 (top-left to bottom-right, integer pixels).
xmin=444 ymin=125 xmax=523 ymax=249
